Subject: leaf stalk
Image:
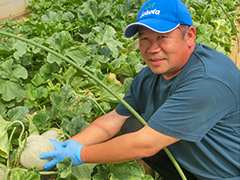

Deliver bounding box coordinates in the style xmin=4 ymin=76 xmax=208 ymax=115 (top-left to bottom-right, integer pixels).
xmin=214 ymin=0 xmax=239 ymax=53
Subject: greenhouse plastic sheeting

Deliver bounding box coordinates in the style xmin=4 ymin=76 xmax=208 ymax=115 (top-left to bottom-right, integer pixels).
xmin=0 ymin=0 xmax=30 ymax=22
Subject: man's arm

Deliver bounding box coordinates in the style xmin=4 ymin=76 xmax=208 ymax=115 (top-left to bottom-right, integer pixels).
xmin=41 ymin=110 xmax=180 ymax=169
xmin=81 ymin=124 xmax=180 ymax=164
xmin=69 ymin=110 xmax=130 ymax=146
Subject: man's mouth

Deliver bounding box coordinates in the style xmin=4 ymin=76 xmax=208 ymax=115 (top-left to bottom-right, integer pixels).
xmin=151 ymin=59 xmax=161 ymax=62
xmin=149 ymin=58 xmax=164 ymax=66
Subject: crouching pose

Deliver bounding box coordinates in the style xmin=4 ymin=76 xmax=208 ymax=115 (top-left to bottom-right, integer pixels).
xmin=41 ymin=0 xmax=240 ymax=179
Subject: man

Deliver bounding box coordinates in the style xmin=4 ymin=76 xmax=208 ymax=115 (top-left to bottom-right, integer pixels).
xmin=41 ymin=0 xmax=240 ymax=179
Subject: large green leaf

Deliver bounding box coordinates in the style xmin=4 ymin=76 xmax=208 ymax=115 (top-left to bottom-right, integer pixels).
xmin=26 ymin=113 xmax=40 ymax=136
xmin=0 ymin=59 xmax=27 ymax=102
xmin=72 ymin=164 xmax=95 ymax=180
xmin=50 ymin=85 xmax=92 ymax=119
xmin=99 ymin=83 xmax=124 ymax=103
xmin=10 ymin=168 xmax=41 ymax=180
xmin=0 ymin=99 xmax=14 ymax=119
xmin=65 ymin=47 xmax=90 ymax=66
xmin=0 ymin=40 xmax=14 ymax=55
xmin=66 ymin=116 xmax=90 ymax=137
xmin=0 ymin=59 xmax=28 ymax=80
xmin=109 ymin=61 xmax=134 ymax=77
xmin=56 ymin=157 xmax=78 ymax=180
xmin=61 ymin=12 xmax=75 ymax=23
xmin=0 ymin=79 xmax=26 ymax=102
xmin=91 ymin=161 xmax=154 ymax=180
xmin=8 ymin=106 xmax=28 ymax=123
xmin=32 ymin=110 xmax=51 ymax=131
xmin=0 ymin=116 xmax=12 ymax=158
xmin=41 ymin=11 xmax=57 ymax=21
xmin=93 ymin=25 xmax=123 ymax=58
xmin=82 ymin=0 xmax=98 ymax=21
xmin=13 ymin=40 xmax=28 ymax=60
xmin=53 ymin=66 xmax=77 ymax=86
xmin=46 ymin=31 xmax=73 ymax=54
xmin=31 ymin=73 xmax=44 ymax=86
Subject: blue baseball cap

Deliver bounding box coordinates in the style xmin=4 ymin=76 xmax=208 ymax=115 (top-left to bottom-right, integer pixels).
xmin=124 ymin=0 xmax=193 ymax=38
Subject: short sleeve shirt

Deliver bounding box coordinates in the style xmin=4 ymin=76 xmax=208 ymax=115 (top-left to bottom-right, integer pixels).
xmin=116 ymin=43 xmax=240 ymax=179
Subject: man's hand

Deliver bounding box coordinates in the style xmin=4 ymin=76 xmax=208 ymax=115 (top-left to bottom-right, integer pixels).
xmin=48 ymin=139 xmax=64 ymax=151
xmin=40 ymin=140 xmax=84 ymax=170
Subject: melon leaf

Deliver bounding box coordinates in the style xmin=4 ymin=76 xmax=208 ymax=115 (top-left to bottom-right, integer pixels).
xmin=72 ymin=164 xmax=95 ymax=180
xmin=90 ymin=161 xmax=154 ymax=180
xmin=26 ymin=114 xmax=40 ymax=136
xmin=56 ymin=157 xmax=78 ymax=180
xmin=0 ymin=59 xmax=27 ymax=102
xmin=10 ymin=168 xmax=40 ymax=180
xmin=8 ymin=106 xmax=28 ymax=123
xmin=65 ymin=116 xmax=90 ymax=137
xmin=0 ymin=115 xmax=12 ymax=158
xmin=50 ymin=85 xmax=92 ymax=119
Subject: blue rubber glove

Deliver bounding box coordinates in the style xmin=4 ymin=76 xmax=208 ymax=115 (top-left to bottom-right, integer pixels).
xmin=40 ymin=140 xmax=84 ymax=170
xmin=48 ymin=139 xmax=64 ymax=151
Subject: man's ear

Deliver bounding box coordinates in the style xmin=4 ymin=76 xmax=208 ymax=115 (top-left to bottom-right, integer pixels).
xmin=187 ymin=26 xmax=196 ymax=47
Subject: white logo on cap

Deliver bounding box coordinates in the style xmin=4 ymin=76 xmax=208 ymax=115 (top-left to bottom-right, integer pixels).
xmin=140 ymin=9 xmax=161 ymax=19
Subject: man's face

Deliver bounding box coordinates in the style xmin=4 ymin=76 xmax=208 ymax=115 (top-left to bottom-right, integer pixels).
xmin=138 ymin=26 xmax=195 ymax=80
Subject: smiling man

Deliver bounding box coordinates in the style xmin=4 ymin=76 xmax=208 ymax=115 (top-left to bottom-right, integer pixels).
xmin=41 ymin=0 xmax=240 ymax=179
xmin=138 ymin=25 xmax=195 ymax=79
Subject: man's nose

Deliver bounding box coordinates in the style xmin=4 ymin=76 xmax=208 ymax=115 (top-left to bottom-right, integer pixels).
xmin=148 ymin=40 xmax=161 ymax=53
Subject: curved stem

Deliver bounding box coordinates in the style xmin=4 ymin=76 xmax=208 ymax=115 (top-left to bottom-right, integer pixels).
xmin=164 ymin=148 xmax=187 ymax=180
xmin=39 ymin=171 xmax=59 ymax=175
xmin=7 ymin=121 xmax=26 ymax=166
xmin=88 ymin=97 xmax=106 ymax=115
xmin=15 ymin=133 xmax=28 ymax=167
xmin=7 ymin=127 xmax=17 ymax=168
xmin=5 ymin=120 xmax=26 ymax=179
xmin=85 ymin=92 xmax=107 ymax=115
xmin=14 ymin=167 xmax=59 ymax=175
xmin=214 ymin=0 xmax=239 ymax=53
xmin=0 ymin=30 xmax=187 ymax=180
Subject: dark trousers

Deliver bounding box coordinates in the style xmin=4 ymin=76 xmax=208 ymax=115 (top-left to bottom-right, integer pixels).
xmin=121 ymin=116 xmax=198 ymax=180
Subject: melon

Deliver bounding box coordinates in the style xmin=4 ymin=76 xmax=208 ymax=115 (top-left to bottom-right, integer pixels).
xmin=41 ymin=129 xmax=61 ymax=141
xmin=20 ymin=135 xmax=54 ymax=170
xmin=0 ymin=163 xmax=6 ymax=180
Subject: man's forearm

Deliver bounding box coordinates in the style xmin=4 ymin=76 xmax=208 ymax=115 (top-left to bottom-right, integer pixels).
xmin=80 ymin=132 xmax=148 ymax=164
xmin=80 ymin=125 xmax=180 ymax=164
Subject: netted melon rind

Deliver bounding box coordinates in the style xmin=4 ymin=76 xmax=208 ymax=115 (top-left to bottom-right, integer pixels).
xmin=41 ymin=129 xmax=61 ymax=141
xmin=20 ymin=135 xmax=54 ymax=170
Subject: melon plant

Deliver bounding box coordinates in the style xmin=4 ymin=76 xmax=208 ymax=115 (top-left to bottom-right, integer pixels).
xmin=20 ymin=135 xmax=54 ymax=170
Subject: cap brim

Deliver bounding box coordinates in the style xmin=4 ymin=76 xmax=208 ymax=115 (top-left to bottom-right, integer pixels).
xmin=124 ymin=18 xmax=180 ymax=38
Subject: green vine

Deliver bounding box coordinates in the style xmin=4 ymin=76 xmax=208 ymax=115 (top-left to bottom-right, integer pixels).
xmin=5 ymin=120 xmax=26 ymax=180
xmin=214 ymin=0 xmax=239 ymax=53
xmin=0 ymin=30 xmax=187 ymax=180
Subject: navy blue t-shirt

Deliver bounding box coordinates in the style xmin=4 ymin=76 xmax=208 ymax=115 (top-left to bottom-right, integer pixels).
xmin=116 ymin=43 xmax=240 ymax=179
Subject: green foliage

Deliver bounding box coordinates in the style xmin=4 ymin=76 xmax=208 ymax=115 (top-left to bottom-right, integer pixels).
xmin=10 ymin=168 xmax=41 ymax=180
xmin=184 ymin=0 xmax=239 ymax=54
xmin=0 ymin=0 xmax=239 ymax=179
xmin=91 ymin=161 xmax=154 ymax=180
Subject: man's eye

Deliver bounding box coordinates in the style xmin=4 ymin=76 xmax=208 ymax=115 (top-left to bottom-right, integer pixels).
xmin=140 ymin=37 xmax=148 ymax=41
xmin=159 ymin=36 xmax=166 ymax=39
